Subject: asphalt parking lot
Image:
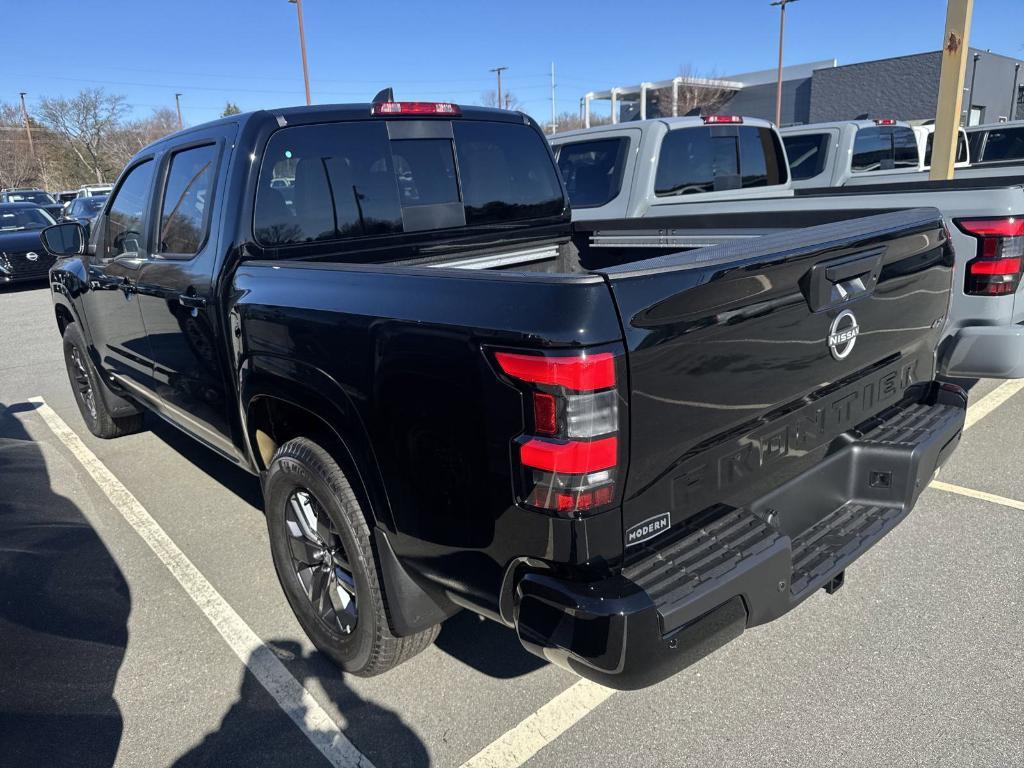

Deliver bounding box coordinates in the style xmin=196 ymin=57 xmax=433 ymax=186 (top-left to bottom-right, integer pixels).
xmin=1 ymin=282 xmax=1022 ymax=768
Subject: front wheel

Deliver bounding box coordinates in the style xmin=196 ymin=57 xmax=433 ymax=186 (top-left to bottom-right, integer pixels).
xmin=264 ymin=437 xmax=438 ymax=676
xmin=62 ymin=323 xmax=144 ymax=439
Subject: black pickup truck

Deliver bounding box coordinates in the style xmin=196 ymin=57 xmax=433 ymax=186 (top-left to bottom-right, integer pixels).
xmin=42 ymin=101 xmax=966 ymax=690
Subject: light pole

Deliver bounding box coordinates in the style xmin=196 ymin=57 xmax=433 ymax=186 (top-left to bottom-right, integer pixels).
xmin=490 ymin=66 xmax=508 ymax=109
xmin=289 ymin=0 xmax=312 ymax=105
xmin=174 ymin=93 xmax=184 ymax=130
xmin=770 ymin=0 xmax=798 ymax=127
xmin=18 ymin=92 xmax=35 ymax=159
xmin=966 ymin=52 xmax=981 ymax=125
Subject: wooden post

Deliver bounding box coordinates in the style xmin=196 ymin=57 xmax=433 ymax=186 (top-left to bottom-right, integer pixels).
xmin=930 ymin=0 xmax=974 ymax=180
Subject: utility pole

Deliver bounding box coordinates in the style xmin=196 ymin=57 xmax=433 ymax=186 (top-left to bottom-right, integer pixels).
xmin=289 ymin=0 xmax=312 ymax=105
xmin=490 ymin=66 xmax=508 ymax=109
xmin=770 ymin=0 xmax=797 ymax=127
xmin=550 ymin=61 xmax=557 ymax=134
xmin=931 ymin=0 xmax=974 ymax=180
xmin=174 ymin=93 xmax=184 ymax=130
xmin=18 ymin=92 xmax=34 ymax=159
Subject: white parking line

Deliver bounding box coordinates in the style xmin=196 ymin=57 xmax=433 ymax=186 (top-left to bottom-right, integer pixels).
xmin=930 ymin=480 xmax=1024 ymax=511
xmin=28 ymin=398 xmax=373 ymax=768
xmin=459 ymin=679 xmax=614 ymax=768
xmin=963 ymin=379 xmax=1024 ymax=431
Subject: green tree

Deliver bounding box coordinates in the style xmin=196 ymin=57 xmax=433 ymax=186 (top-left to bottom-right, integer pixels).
xmin=221 ymin=101 xmax=241 ymax=117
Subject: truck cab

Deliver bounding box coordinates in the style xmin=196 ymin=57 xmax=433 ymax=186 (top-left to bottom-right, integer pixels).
xmin=912 ymin=124 xmax=971 ymax=171
xmin=780 ymin=119 xmax=921 ymax=189
xmin=549 ymin=115 xmax=792 ymax=220
xmin=967 ymin=120 xmax=1024 ymax=165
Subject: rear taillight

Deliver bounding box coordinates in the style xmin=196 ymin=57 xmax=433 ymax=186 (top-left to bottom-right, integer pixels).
xmin=495 ymin=350 xmax=620 ymax=516
xmin=370 ymin=101 xmax=461 ymax=116
xmin=702 ymin=115 xmax=743 ymax=124
xmin=956 ymin=217 xmax=1024 ymax=296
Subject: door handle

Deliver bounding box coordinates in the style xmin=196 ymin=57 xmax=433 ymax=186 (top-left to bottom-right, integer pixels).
xmin=804 ymin=248 xmax=884 ymax=312
xmin=178 ymin=294 xmax=208 ymax=309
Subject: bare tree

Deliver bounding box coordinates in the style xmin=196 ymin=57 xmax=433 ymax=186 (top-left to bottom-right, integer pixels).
xmin=551 ymin=111 xmax=612 ymax=133
xmin=653 ymin=65 xmax=737 ymax=118
xmin=480 ymin=90 xmax=523 ymax=111
xmin=0 ymin=102 xmax=40 ymax=188
xmin=36 ymin=88 xmax=129 ymax=183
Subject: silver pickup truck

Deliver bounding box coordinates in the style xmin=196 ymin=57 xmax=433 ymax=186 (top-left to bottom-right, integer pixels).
xmin=551 ymin=117 xmax=1024 ymax=379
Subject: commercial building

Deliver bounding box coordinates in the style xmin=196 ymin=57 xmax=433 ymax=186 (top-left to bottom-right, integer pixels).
xmin=582 ymin=48 xmax=1024 ymax=128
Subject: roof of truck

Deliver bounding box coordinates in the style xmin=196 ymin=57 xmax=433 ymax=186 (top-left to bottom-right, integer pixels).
xmin=966 ymin=120 xmax=1024 ymax=132
xmin=549 ymin=115 xmax=777 ymax=143
xmin=141 ymin=102 xmax=532 ymax=152
xmin=780 ymin=120 xmax=913 ymax=135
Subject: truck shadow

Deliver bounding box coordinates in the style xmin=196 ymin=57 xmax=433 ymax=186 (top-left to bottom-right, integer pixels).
xmin=0 ymin=401 xmax=130 ymax=768
xmin=173 ymin=640 xmax=430 ymax=768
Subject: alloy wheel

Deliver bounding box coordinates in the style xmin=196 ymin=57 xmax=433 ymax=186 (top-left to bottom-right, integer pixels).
xmin=285 ymin=489 xmax=358 ymax=634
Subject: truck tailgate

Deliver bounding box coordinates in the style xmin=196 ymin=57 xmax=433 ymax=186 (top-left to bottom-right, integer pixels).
xmin=598 ymin=208 xmax=954 ymax=548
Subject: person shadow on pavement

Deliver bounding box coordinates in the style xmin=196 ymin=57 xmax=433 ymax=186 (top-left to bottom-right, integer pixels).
xmin=0 ymin=402 xmax=130 ymax=768
xmin=172 ymin=640 xmax=430 ymax=768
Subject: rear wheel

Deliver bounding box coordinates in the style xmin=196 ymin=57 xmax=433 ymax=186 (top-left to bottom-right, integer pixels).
xmin=62 ymin=323 xmax=144 ymax=439
xmin=264 ymin=437 xmax=438 ymax=676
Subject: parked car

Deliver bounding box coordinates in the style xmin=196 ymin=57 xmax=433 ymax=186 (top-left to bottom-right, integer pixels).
xmin=62 ymin=194 xmax=108 ymax=232
xmin=912 ymin=124 xmax=970 ymax=171
xmin=966 ymin=120 xmax=1024 ymax=165
xmin=777 ymin=120 xmax=920 ymax=189
xmin=43 ymin=101 xmax=965 ymax=690
xmin=554 ymin=115 xmax=1024 ymax=380
xmin=55 ymin=190 xmax=78 ymax=205
xmin=0 ymin=202 xmax=57 ymax=284
xmin=76 ymin=183 xmax=113 ymax=198
xmin=0 ymin=188 xmax=64 ymax=221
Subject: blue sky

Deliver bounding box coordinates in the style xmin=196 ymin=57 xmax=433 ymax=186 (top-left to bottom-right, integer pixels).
xmin=5 ymin=0 xmax=1023 ymax=125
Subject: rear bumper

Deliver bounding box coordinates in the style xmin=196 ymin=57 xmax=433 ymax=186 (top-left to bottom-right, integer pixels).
xmin=513 ymin=382 xmax=966 ymax=690
xmin=939 ymin=322 xmax=1024 ymax=379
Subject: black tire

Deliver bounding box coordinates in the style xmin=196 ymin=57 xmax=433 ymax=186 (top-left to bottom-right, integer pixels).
xmin=62 ymin=323 xmax=144 ymax=439
xmin=264 ymin=437 xmax=438 ymax=676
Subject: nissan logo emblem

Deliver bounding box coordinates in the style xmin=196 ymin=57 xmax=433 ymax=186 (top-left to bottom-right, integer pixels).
xmin=828 ymin=310 xmax=859 ymax=360
xmin=25 ymin=251 xmax=39 ymax=262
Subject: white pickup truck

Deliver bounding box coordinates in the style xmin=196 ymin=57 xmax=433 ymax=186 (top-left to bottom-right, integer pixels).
xmin=913 ymin=124 xmax=971 ymax=172
xmin=550 ymin=116 xmax=1024 ymax=379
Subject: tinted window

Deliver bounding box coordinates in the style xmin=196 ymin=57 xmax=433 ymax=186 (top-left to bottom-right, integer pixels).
xmin=255 ymin=122 xmax=402 ymax=246
xmin=655 ymin=125 xmax=784 ymax=197
xmin=556 ymin=137 xmax=629 ymax=208
xmin=892 ymin=127 xmax=919 ymax=168
xmin=924 ymin=132 xmax=969 ymax=165
xmin=852 ymin=126 xmax=919 ymax=172
xmin=978 ymin=126 xmax=1024 ymax=162
xmin=102 ymin=160 xmax=154 ymax=261
xmin=159 ymin=143 xmax=217 ymax=256
xmin=4 ymin=191 xmax=54 ymax=204
xmin=454 ymin=121 xmax=564 ymax=225
xmin=783 ymin=133 xmax=830 ymax=180
xmin=390 ymin=139 xmax=459 ymax=206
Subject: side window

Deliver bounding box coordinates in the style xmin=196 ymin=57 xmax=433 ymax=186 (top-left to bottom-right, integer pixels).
xmin=255 ymin=122 xmax=402 ymax=246
xmin=851 ymin=127 xmax=890 ymax=172
xmin=891 ymin=127 xmax=919 ymax=168
xmin=783 ymin=133 xmax=830 ymax=180
xmin=101 ymin=160 xmax=155 ymax=262
xmin=979 ymin=127 xmax=1024 ymax=162
xmin=158 ymin=144 xmax=218 ymax=256
xmin=555 ymin=137 xmax=629 ymax=208
xmin=453 ymin=121 xmax=564 ymax=225
xmin=924 ymin=132 xmax=969 ymax=165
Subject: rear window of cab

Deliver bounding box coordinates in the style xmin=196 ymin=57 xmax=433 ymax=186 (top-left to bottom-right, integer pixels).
xmin=253 ymin=120 xmax=565 ymax=246
xmin=654 ymin=125 xmax=788 ymax=197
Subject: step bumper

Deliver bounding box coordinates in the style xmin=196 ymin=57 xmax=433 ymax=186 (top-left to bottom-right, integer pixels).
xmin=513 ymin=381 xmax=967 ymax=690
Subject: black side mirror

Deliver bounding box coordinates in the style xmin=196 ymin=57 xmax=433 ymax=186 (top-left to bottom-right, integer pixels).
xmin=41 ymin=222 xmax=85 ymax=256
